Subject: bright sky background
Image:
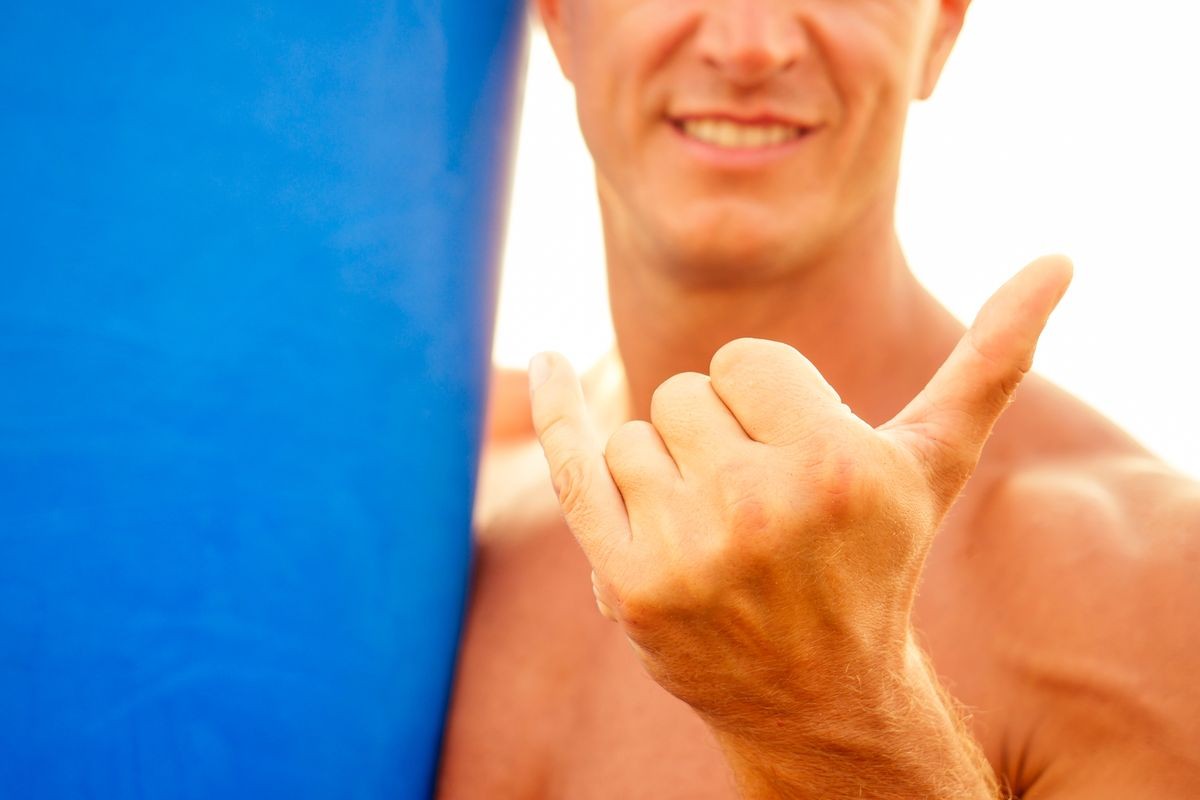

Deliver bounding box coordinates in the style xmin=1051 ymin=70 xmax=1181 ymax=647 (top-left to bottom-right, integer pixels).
xmin=492 ymin=1 xmax=1200 ymax=478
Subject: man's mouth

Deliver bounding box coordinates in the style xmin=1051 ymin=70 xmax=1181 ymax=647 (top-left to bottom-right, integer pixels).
xmin=674 ymin=117 xmax=811 ymax=149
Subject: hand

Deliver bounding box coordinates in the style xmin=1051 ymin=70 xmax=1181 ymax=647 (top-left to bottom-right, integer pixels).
xmin=528 ymin=256 xmax=1073 ymax=734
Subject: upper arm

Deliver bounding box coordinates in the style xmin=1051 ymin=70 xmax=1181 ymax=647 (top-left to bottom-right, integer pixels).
xmin=973 ymin=460 xmax=1200 ymax=797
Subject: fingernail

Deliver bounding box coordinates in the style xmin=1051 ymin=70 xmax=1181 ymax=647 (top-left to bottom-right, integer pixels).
xmin=529 ymin=353 xmax=552 ymax=392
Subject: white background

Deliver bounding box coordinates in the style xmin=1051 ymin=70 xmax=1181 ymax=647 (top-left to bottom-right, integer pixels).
xmin=492 ymin=1 xmax=1200 ymax=478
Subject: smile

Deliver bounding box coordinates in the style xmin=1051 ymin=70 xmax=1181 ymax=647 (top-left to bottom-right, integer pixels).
xmin=675 ymin=117 xmax=811 ymax=150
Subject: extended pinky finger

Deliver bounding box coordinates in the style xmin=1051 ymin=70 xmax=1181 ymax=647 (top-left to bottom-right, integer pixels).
xmin=530 ymin=352 xmax=633 ymax=572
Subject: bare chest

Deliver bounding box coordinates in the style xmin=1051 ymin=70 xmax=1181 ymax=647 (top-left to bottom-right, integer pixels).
xmin=437 ymin=519 xmax=741 ymax=799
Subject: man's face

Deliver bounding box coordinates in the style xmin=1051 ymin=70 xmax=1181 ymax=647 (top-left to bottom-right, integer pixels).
xmin=542 ymin=0 xmax=965 ymax=283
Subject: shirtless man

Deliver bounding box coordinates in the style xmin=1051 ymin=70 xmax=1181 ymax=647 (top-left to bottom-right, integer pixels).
xmin=438 ymin=0 xmax=1200 ymax=796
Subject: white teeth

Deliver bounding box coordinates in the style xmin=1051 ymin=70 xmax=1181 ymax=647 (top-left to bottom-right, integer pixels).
xmin=680 ymin=118 xmax=803 ymax=149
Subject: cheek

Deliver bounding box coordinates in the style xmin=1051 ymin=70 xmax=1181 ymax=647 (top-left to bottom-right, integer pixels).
xmin=572 ymin=2 xmax=704 ymax=180
xmin=570 ymin=44 xmax=636 ymax=187
xmin=809 ymin=0 xmax=926 ymax=81
xmin=801 ymin=6 xmax=924 ymax=196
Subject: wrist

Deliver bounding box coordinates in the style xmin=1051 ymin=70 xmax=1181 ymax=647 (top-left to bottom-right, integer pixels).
xmin=708 ymin=634 xmax=999 ymax=799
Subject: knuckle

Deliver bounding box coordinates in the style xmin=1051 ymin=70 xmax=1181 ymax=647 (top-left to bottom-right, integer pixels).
xmin=617 ymin=573 xmax=680 ymax=626
xmin=606 ymin=419 xmax=653 ymax=458
xmin=622 ymin=557 xmax=721 ymax=625
xmin=715 ymin=497 xmax=780 ymax=571
xmin=966 ymin=328 xmax=1030 ymax=401
xmin=709 ymin=458 xmax=783 ymax=549
xmin=593 ymin=583 xmax=620 ymax=622
xmin=596 ymin=601 xmax=619 ymax=622
xmin=612 ymin=583 xmax=651 ymax=625
xmin=710 ymin=337 xmax=794 ymax=381
xmin=711 ymin=337 xmax=761 ymax=371
xmin=723 ymin=492 xmax=773 ymax=539
xmin=536 ymin=409 xmax=576 ymax=453
xmin=550 ymin=452 xmax=591 ymax=515
xmin=818 ymin=449 xmax=863 ymax=507
xmin=815 ymin=444 xmax=894 ymax=524
xmin=709 ymin=338 xmax=755 ymax=384
xmin=649 ymin=371 xmax=707 ymax=421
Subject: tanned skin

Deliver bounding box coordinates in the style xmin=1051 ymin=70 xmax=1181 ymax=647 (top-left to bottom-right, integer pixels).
xmin=440 ymin=1 xmax=1200 ymax=797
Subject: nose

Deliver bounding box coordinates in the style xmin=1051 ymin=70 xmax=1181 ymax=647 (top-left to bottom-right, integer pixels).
xmin=695 ymin=0 xmax=808 ymax=87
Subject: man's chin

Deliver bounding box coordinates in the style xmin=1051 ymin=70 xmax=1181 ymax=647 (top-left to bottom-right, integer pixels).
xmin=654 ymin=225 xmax=806 ymax=288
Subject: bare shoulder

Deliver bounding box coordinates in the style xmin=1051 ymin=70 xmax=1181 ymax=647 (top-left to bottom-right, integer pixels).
xmin=956 ymin=374 xmax=1200 ymax=794
xmin=969 ymin=373 xmax=1199 ymax=603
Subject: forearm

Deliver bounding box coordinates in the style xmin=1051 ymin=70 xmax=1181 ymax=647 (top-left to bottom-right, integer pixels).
xmin=711 ymin=639 xmax=1003 ymax=800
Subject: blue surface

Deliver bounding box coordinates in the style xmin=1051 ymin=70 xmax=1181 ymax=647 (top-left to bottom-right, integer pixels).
xmin=0 ymin=2 xmax=526 ymax=797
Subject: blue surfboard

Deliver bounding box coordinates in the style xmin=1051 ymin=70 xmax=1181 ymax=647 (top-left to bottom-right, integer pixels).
xmin=0 ymin=2 xmax=526 ymax=797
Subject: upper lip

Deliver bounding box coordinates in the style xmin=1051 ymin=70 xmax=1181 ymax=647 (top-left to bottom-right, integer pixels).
xmin=670 ymin=110 xmax=816 ymax=129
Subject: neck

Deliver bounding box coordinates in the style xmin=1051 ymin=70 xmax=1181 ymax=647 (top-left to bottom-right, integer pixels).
xmin=597 ymin=205 xmax=966 ymax=431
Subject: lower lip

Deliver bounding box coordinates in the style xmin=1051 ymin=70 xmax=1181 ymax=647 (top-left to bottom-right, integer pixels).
xmin=668 ymin=120 xmax=819 ymax=169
